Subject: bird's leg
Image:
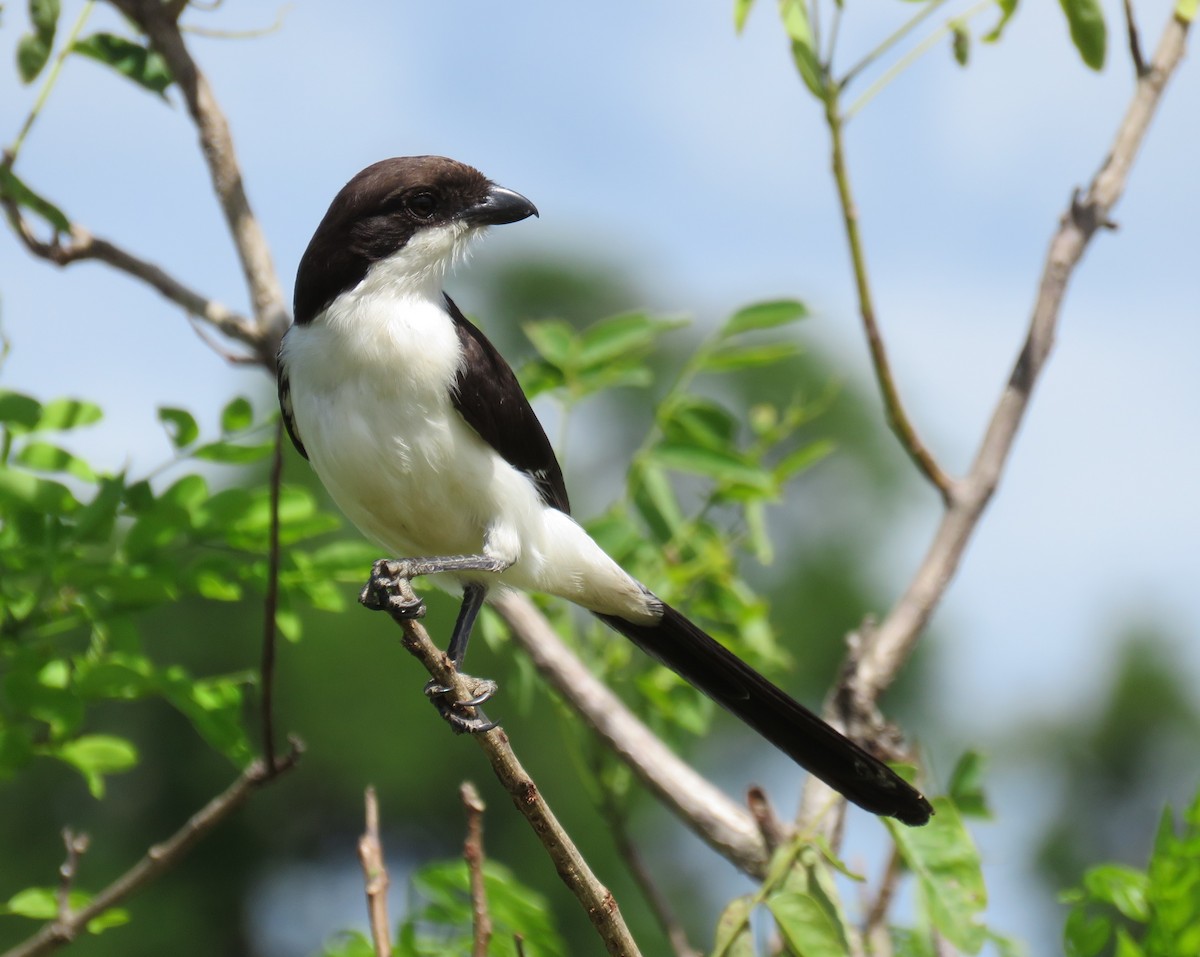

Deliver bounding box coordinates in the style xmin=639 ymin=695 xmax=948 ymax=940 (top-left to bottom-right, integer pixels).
xmin=360 ymin=558 xmax=507 ymax=734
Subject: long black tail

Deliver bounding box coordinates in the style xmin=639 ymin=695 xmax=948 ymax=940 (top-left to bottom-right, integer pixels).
xmin=597 ymin=602 xmax=933 ymax=826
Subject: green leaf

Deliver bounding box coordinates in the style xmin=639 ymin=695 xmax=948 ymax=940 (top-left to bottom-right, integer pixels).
xmin=3 ymin=886 xmax=58 ymax=919
xmin=650 ymin=441 xmax=774 ymax=491
xmin=778 ymin=0 xmax=824 ymax=97
xmin=983 ymin=0 xmax=1019 ymax=43
xmin=522 ymin=319 xmax=575 ymax=366
xmin=1059 ymin=0 xmax=1106 ymax=70
xmin=577 ymin=311 xmax=676 ymax=367
xmin=734 ymin=0 xmax=756 ymax=34
xmin=0 ymin=166 xmax=70 ymax=232
xmin=952 ymin=20 xmax=970 ymax=66
xmin=888 ymin=797 xmax=987 ymax=953
xmin=15 ymin=0 xmax=59 ymax=83
xmin=721 ymin=298 xmax=808 ymax=338
xmin=712 ymin=895 xmax=755 ymax=957
xmin=31 ymin=0 xmax=61 ymax=35
xmin=774 ymin=438 xmax=834 ymax=483
xmin=160 ymin=669 xmax=252 ymax=763
xmin=767 ymin=890 xmax=851 ymax=957
xmin=37 ymin=397 xmax=103 ymax=431
xmin=54 ymin=734 xmax=139 ymax=798
xmin=71 ymin=32 xmax=173 ymax=95
xmin=220 ymin=395 xmax=254 ymax=433
xmin=701 ymin=342 xmax=801 ymax=373
xmin=16 ymin=32 xmax=52 ymax=83
xmin=86 ymin=908 xmax=131 ymax=934
xmin=947 ymin=749 xmax=992 ymax=818
xmin=0 ymin=466 xmax=78 ymax=513
xmin=0 ymin=390 xmax=43 ymax=431
xmin=630 ymin=463 xmax=684 ymax=540
xmin=158 ymin=406 xmax=199 ymax=448
xmin=192 ymin=439 xmax=275 ymax=464
xmin=1064 ymin=906 xmax=1111 ymax=957
xmin=1083 ymin=864 xmax=1150 ymax=923
xmin=14 ymin=441 xmax=96 ymax=481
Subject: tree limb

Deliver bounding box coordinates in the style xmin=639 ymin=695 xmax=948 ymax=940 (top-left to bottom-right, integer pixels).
xmin=106 ymin=0 xmax=290 ymax=362
xmin=802 ymin=9 xmax=1193 ymax=824
xmin=460 ymin=782 xmax=492 ymax=957
xmin=361 ymin=583 xmax=644 ymax=957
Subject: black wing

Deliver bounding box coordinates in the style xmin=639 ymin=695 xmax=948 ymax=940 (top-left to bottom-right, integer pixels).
xmin=445 ymin=294 xmax=570 ymax=514
xmin=276 ymin=336 xmax=309 ymax=460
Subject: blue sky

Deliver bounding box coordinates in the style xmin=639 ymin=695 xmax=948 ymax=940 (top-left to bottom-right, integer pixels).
xmin=2 ymin=0 xmax=1198 ymax=948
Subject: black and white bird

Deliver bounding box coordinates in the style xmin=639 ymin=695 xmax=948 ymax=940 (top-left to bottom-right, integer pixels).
xmin=277 ymin=155 xmax=932 ymax=826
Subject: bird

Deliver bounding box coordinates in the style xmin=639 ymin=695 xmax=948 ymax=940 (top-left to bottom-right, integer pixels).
xmin=276 ymin=155 xmax=932 ymax=826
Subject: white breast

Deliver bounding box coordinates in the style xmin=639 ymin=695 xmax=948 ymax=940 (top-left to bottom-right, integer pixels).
xmin=281 ymin=244 xmax=658 ymax=623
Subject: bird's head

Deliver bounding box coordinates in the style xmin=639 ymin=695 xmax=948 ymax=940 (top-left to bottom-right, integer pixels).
xmin=293 ymin=156 xmax=537 ymax=324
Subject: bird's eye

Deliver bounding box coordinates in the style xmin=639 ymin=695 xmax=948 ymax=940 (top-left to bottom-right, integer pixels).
xmin=405 ymin=191 xmax=438 ymax=219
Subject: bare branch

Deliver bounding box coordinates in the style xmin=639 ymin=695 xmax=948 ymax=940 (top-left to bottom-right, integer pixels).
xmin=357 ymin=787 xmax=393 ymax=957
xmin=460 ymin=783 xmax=492 ymax=957
xmin=491 ymin=591 xmax=770 ymax=877
xmin=596 ymin=775 xmax=700 ymax=957
xmin=803 ymin=10 xmax=1192 ymax=824
xmin=2 ymin=745 xmax=302 ymax=957
xmin=54 ymin=830 xmax=90 ymax=928
xmin=106 ymin=0 xmax=290 ymax=355
xmin=359 ymin=580 xmax=644 ymax=957
xmin=0 ymin=200 xmax=260 ymax=351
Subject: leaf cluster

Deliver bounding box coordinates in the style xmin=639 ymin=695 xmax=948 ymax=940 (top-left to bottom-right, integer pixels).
xmin=1062 ymin=788 xmax=1200 ymax=957
xmin=322 ymin=860 xmax=565 ymax=957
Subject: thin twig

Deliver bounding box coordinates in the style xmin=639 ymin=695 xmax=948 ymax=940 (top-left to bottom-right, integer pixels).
xmin=823 ymin=84 xmax=954 ymax=500
xmin=596 ymin=778 xmax=699 ymax=957
xmin=1124 ymin=0 xmax=1148 ymax=76
xmin=863 ymin=844 xmax=903 ymax=953
xmin=460 ymin=783 xmax=492 ymax=957
xmin=838 ymin=0 xmax=949 ymax=91
xmin=361 ymin=584 xmax=643 ymax=957
xmin=259 ymin=419 xmax=285 ymax=774
xmin=801 ymin=10 xmax=1193 ymax=826
xmin=2 ymin=744 xmax=302 ymax=957
xmin=55 ymin=830 xmax=90 ymax=926
xmin=358 ymin=787 xmax=392 ymax=957
xmin=491 ymin=591 xmax=770 ymax=877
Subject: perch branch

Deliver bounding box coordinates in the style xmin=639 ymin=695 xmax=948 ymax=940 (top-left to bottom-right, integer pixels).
xmin=364 ymin=591 xmax=643 ymax=957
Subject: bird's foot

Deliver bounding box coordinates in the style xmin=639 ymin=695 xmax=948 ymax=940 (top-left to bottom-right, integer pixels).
xmin=424 ymin=675 xmax=498 ymax=734
xmin=359 ymin=559 xmax=426 ymax=619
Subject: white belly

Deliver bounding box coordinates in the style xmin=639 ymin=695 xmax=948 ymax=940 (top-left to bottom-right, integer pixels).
xmin=280 ymin=282 xmax=657 ymax=623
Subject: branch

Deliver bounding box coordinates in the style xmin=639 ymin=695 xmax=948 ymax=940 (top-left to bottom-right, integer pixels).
xmin=357 ymin=787 xmax=392 ymax=957
xmin=106 ymin=0 xmax=289 ymax=358
xmin=2 ymin=745 xmax=302 ymax=957
xmin=361 ymin=583 xmax=644 ymax=957
xmin=822 ymin=86 xmax=954 ymax=500
xmin=460 ymin=783 xmax=492 ymax=957
xmin=491 ymin=591 xmax=770 ymax=877
xmin=802 ymin=10 xmax=1192 ymax=822
xmin=0 ymin=201 xmax=260 ymax=353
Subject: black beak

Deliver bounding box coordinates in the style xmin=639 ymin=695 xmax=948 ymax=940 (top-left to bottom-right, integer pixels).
xmin=462 ymin=185 xmax=539 ymax=226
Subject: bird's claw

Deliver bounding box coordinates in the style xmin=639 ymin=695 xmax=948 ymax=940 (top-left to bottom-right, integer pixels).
xmin=359 ymin=559 xmax=426 ymax=619
xmin=423 ymin=675 xmax=499 ymax=734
